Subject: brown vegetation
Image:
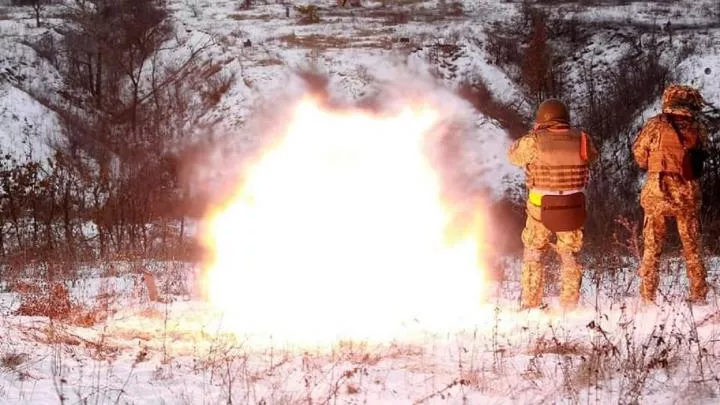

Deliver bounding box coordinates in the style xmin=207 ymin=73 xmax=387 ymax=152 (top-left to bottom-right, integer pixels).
xmin=0 ymin=0 xmax=234 ymax=278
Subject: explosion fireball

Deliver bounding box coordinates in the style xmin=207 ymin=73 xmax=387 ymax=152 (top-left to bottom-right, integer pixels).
xmin=200 ymin=95 xmax=488 ymax=346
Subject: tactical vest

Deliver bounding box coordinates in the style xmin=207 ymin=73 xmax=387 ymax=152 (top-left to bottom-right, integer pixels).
xmin=647 ymin=114 xmax=700 ymax=175
xmin=526 ymin=127 xmax=588 ymax=191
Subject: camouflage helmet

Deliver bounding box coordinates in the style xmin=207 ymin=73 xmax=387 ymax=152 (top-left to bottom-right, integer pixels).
xmin=535 ymin=99 xmax=570 ymax=124
xmin=662 ymin=84 xmax=705 ymax=113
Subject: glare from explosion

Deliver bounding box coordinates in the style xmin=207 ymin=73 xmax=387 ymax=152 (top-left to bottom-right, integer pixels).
xmin=200 ymin=95 xmax=488 ymax=346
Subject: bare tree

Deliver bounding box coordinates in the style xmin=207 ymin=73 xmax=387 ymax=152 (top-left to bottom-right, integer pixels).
xmin=520 ymin=10 xmax=562 ymax=106
xmin=11 ymin=0 xmax=46 ymax=27
xmin=0 ymin=0 xmax=223 ymax=260
xmin=30 ymin=0 xmax=44 ymax=27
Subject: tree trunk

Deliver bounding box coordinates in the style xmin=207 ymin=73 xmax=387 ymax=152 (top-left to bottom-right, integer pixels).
xmin=7 ymin=194 xmax=24 ymax=252
xmin=63 ymin=183 xmax=75 ymax=260
xmin=33 ymin=5 xmax=40 ymax=28
xmin=117 ymin=201 xmax=125 ymax=253
xmin=95 ymin=49 xmax=103 ymax=107
xmin=98 ymin=224 xmax=106 ymax=258
xmin=45 ymin=204 xmax=55 ymax=254
xmin=141 ymin=223 xmax=148 ymax=255
xmin=0 ymin=223 xmax=5 ymax=257
xmin=179 ymin=216 xmax=184 ymax=248
xmin=31 ymin=197 xmax=39 ymax=247
xmin=161 ymin=217 xmax=167 ymax=251
xmin=91 ymin=184 xmax=103 ymax=257
xmin=131 ymin=82 xmax=139 ymax=138
xmin=86 ymin=52 xmax=94 ymax=95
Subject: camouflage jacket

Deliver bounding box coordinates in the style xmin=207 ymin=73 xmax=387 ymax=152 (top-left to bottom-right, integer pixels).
xmin=632 ymin=112 xmax=708 ymax=171
xmin=633 ymin=112 xmax=707 ymax=212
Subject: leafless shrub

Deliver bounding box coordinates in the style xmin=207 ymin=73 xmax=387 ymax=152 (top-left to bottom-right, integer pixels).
xmin=22 ymin=31 xmax=58 ymax=65
xmin=8 ymin=267 xmax=112 ymax=326
xmin=438 ymin=0 xmax=463 ymax=17
xmin=588 ymin=216 xmax=642 ymax=301
xmin=674 ymin=36 xmax=699 ymax=63
xmin=185 ymin=0 xmax=201 ymax=17
xmin=295 ymin=4 xmax=320 ymax=24
xmin=572 ymin=349 xmax=614 ymax=390
xmin=0 ymin=0 xmax=235 ymax=267
xmin=484 ymin=25 xmax=522 ymax=67
xmin=13 ymin=280 xmax=72 ymax=319
xmin=0 ymin=352 xmax=28 ymax=370
xmin=530 ymin=336 xmax=589 ymax=356
xmin=698 ymin=98 xmax=720 ymax=252
xmin=228 ymin=13 xmax=267 ymax=20
xmin=457 ymin=76 xmax=528 ymax=139
xmin=12 ymin=0 xmax=47 ymax=27
xmin=483 ymin=4 xmax=566 ymax=106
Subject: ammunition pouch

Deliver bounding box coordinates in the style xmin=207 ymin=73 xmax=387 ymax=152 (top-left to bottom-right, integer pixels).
xmin=540 ymin=192 xmax=586 ymax=232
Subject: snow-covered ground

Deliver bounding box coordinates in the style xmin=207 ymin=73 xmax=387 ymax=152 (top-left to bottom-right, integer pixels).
xmin=1 ymin=259 xmax=719 ymax=405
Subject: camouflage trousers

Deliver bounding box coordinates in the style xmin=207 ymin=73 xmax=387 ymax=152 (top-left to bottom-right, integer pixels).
xmin=639 ymin=174 xmax=708 ymax=303
xmin=521 ymin=203 xmax=584 ymax=309
xmin=639 ymin=213 xmax=708 ymax=303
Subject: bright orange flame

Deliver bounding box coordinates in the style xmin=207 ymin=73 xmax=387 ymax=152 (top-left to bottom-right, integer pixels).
xmin=200 ymin=96 xmax=488 ymax=346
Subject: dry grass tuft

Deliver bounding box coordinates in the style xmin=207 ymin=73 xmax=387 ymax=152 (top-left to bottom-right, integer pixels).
xmin=295 ymin=5 xmax=321 ymax=24
xmin=530 ymin=336 xmax=590 ymax=356
xmin=571 ymin=351 xmax=614 ymax=389
xmin=278 ymin=33 xmax=352 ymax=49
xmin=385 ymin=0 xmax=425 ymax=5
xmin=1 ymin=352 xmax=28 ymax=370
xmin=13 ymin=281 xmax=73 ymax=319
xmin=255 ymin=58 xmax=285 ymax=67
xmin=278 ymin=32 xmax=391 ymax=50
xmin=11 ymin=280 xmax=110 ymax=327
xmin=228 ymin=13 xmax=274 ymax=21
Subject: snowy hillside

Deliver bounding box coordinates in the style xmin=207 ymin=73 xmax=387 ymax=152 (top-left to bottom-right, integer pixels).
xmin=1 ymin=0 xmax=534 ymax=198
xmin=0 ymin=7 xmax=64 ymax=163
xmin=2 ymin=1 xmax=719 ymax=196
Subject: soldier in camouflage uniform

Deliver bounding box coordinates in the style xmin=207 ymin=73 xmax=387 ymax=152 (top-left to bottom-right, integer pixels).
xmin=509 ymin=100 xmax=598 ymax=310
xmin=632 ymin=84 xmax=709 ymax=304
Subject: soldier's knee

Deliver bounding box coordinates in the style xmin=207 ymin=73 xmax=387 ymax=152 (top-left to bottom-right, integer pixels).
xmin=559 ymin=251 xmax=582 ymax=274
xmin=557 ymin=230 xmax=583 ymax=254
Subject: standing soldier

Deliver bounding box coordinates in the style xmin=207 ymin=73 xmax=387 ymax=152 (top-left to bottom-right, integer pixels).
xmin=632 ymin=84 xmax=709 ymax=304
xmin=509 ymin=99 xmax=598 ymax=310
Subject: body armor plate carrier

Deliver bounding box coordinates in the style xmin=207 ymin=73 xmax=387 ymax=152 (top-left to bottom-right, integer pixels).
xmin=527 ymin=127 xmax=589 ymax=232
